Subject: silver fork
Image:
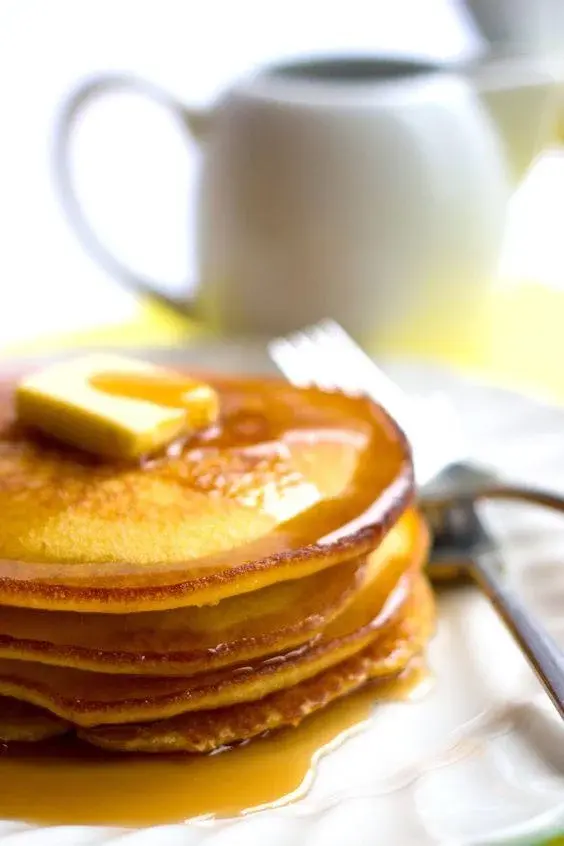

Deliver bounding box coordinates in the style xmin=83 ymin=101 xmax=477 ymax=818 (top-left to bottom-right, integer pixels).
xmin=269 ymin=319 xmax=564 ymax=720
xmin=269 ymin=319 xmax=464 ymax=488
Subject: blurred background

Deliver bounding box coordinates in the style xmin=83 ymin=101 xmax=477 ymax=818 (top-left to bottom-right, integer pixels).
xmin=2 ymin=0 xmax=564 ymax=397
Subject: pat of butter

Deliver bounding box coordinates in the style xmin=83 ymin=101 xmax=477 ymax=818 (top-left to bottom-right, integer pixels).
xmin=15 ymin=355 xmax=220 ymax=459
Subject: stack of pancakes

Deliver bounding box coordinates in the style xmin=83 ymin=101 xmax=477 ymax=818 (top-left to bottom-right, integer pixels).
xmin=0 ymin=372 xmax=434 ymax=753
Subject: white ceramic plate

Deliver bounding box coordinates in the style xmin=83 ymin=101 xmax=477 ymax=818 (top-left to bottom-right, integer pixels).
xmin=2 ymin=344 xmax=564 ymax=846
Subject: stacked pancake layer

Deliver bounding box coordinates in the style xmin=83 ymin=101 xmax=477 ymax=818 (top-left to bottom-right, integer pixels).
xmin=0 ymin=373 xmax=434 ymax=752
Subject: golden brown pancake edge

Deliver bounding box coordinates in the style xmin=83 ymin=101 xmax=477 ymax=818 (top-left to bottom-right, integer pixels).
xmin=0 ymin=555 xmax=369 ymax=676
xmin=79 ymin=576 xmax=435 ymax=753
xmin=0 ymin=544 xmax=428 ymax=727
xmin=0 ymin=510 xmax=422 ymax=676
xmin=0 ymin=576 xmax=434 ymax=752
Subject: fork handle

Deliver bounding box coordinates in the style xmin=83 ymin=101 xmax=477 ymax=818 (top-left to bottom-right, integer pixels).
xmin=472 ymin=551 xmax=564 ymax=719
xmin=477 ymin=484 xmax=564 ymax=516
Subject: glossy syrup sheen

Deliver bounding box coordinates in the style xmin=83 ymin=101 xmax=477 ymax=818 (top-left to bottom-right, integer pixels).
xmin=0 ymin=373 xmax=411 ymax=612
xmin=0 ymin=661 xmax=428 ymax=827
xmin=90 ymin=370 xmax=216 ymax=409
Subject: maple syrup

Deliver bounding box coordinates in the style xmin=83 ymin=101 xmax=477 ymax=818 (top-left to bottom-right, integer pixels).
xmin=0 ymin=661 xmax=429 ymax=827
xmin=90 ymin=371 xmax=212 ymax=410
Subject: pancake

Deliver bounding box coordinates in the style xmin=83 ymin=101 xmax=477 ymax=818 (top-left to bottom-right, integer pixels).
xmin=0 ymin=576 xmax=433 ymax=752
xmin=0 ymin=555 xmax=368 ymax=676
xmin=80 ymin=577 xmax=434 ymax=753
xmin=0 ymin=510 xmax=419 ymax=676
xmin=0 ymin=517 xmax=428 ymax=727
xmin=0 ymin=374 xmax=411 ymax=612
xmin=0 ymin=696 xmax=70 ymax=742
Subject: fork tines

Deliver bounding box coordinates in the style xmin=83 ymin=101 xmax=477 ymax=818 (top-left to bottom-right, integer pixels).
xmin=268 ymin=318 xmax=409 ymax=429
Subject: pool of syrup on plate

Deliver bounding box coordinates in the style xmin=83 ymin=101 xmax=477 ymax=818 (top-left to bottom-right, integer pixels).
xmin=0 ymin=661 xmax=429 ymax=827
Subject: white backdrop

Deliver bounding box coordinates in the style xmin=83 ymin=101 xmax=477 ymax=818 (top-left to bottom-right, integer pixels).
xmin=0 ymin=0 xmax=479 ymax=347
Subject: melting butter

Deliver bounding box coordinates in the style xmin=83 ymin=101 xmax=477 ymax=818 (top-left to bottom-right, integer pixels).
xmin=15 ymin=355 xmax=219 ymax=460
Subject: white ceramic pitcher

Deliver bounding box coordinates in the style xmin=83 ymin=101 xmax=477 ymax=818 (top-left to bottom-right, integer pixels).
xmin=55 ymin=55 xmax=563 ymax=342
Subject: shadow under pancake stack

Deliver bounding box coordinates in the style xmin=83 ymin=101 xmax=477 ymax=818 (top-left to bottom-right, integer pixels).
xmin=0 ymin=362 xmax=435 ymax=754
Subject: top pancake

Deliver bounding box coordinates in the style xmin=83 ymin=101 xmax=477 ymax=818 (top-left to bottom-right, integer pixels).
xmin=0 ymin=372 xmax=411 ymax=612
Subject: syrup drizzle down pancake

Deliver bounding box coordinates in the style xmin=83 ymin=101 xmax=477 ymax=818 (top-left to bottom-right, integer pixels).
xmin=0 ymin=376 xmax=412 ymax=612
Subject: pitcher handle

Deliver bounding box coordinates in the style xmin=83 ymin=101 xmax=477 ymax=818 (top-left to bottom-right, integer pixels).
xmin=53 ymin=73 xmax=210 ymax=315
